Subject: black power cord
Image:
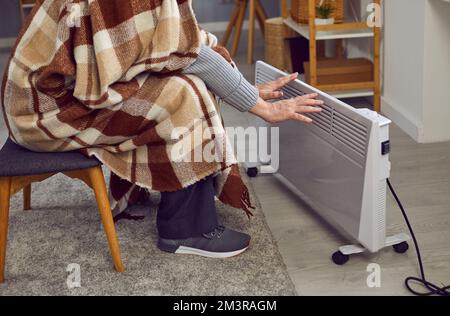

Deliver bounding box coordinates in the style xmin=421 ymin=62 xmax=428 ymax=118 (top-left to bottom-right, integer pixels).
xmin=387 ymin=179 xmax=450 ymax=296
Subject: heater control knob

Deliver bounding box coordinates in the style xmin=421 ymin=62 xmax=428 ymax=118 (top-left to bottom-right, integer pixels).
xmin=381 ymin=141 xmax=391 ymax=155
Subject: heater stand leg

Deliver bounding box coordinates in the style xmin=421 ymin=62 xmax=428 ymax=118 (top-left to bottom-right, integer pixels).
xmin=245 ymin=164 xmax=278 ymax=178
xmin=385 ymin=233 xmax=411 ymax=254
xmin=339 ymin=245 xmax=366 ymax=256
xmin=384 ymin=233 xmax=410 ymax=248
xmin=332 ymin=233 xmax=411 ymax=266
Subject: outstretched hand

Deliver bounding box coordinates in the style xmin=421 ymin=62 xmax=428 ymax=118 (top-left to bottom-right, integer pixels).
xmin=257 ymin=73 xmax=299 ymax=101
xmin=249 ymin=93 xmax=324 ymax=124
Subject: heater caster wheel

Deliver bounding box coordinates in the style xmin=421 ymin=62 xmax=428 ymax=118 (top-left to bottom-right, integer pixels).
xmin=247 ymin=167 xmax=258 ymax=178
xmin=332 ymin=251 xmax=350 ymax=266
xmin=393 ymin=241 xmax=409 ymax=254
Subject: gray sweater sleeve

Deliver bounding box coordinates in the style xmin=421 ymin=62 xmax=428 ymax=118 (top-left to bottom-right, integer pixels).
xmin=183 ymin=45 xmax=259 ymax=112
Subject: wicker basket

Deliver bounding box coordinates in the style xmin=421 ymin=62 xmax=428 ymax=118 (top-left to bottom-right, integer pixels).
xmin=265 ymin=17 xmax=296 ymax=71
xmin=291 ymin=0 xmax=345 ymax=24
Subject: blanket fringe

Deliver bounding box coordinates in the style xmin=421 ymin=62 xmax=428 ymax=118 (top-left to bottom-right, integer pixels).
xmin=241 ymin=187 xmax=256 ymax=219
xmin=113 ymin=212 xmax=146 ymax=223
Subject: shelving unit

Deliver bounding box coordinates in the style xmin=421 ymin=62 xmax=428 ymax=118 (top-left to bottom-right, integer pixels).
xmin=284 ymin=17 xmax=374 ymax=40
xmin=281 ymin=0 xmax=382 ymax=112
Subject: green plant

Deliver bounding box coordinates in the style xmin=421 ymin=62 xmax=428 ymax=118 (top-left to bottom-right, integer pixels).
xmin=316 ymin=3 xmax=335 ymax=19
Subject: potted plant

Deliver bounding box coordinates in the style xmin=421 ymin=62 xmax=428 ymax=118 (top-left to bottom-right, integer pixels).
xmin=315 ymin=0 xmax=335 ymax=25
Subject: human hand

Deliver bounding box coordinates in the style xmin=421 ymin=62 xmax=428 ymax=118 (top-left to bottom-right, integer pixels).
xmin=257 ymin=73 xmax=299 ymax=101
xmin=249 ymin=93 xmax=324 ymax=124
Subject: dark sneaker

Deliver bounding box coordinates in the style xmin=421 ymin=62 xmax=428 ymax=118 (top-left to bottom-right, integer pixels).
xmin=158 ymin=226 xmax=251 ymax=258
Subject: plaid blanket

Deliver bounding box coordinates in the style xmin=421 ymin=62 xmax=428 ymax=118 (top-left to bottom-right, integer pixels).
xmin=2 ymin=0 xmax=254 ymax=217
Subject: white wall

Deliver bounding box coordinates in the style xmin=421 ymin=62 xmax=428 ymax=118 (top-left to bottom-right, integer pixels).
xmin=382 ymin=0 xmax=450 ymax=143
xmin=422 ymin=0 xmax=450 ymax=142
xmin=381 ymin=0 xmax=426 ymax=141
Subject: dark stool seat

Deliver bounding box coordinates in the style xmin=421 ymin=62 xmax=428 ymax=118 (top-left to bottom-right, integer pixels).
xmin=0 ymin=139 xmax=101 ymax=177
xmin=0 ymin=138 xmax=124 ymax=283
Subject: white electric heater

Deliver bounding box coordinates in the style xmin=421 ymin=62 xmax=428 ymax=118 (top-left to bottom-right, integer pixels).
xmin=254 ymin=61 xmax=410 ymax=263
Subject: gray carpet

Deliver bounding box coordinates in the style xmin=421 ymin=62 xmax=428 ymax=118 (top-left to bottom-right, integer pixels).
xmin=0 ymin=171 xmax=297 ymax=296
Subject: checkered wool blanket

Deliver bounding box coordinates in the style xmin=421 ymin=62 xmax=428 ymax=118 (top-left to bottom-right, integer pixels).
xmin=1 ymin=0 xmax=254 ymax=217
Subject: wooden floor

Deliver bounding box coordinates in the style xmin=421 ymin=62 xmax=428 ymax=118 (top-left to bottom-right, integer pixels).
xmin=1 ymin=31 xmax=449 ymax=295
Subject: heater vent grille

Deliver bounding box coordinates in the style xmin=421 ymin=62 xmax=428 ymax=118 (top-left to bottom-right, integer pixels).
xmin=256 ymin=70 xmax=369 ymax=157
xmin=331 ymin=112 xmax=368 ymax=157
xmin=313 ymin=109 xmax=368 ymax=158
xmin=376 ymin=180 xmax=387 ymax=235
xmin=309 ymin=105 xmax=333 ymax=134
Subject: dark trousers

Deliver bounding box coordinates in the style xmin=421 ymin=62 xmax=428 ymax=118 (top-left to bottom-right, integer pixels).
xmin=157 ymin=176 xmax=219 ymax=239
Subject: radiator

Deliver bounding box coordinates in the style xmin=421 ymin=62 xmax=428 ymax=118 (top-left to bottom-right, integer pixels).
xmin=254 ymin=61 xmax=410 ymax=261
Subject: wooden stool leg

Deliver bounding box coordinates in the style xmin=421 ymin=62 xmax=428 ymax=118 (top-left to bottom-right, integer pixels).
xmin=221 ymin=2 xmax=240 ymax=47
xmin=247 ymin=0 xmax=256 ymax=64
xmin=255 ymin=0 xmax=268 ymax=35
xmin=231 ymin=0 xmax=247 ymax=58
xmin=0 ymin=177 xmax=11 ymax=283
xmin=23 ymin=184 xmax=31 ymax=211
xmin=87 ymin=167 xmax=125 ymax=273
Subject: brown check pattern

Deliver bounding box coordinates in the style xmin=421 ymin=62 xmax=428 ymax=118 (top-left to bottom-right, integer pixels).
xmin=2 ymin=0 xmax=254 ymax=216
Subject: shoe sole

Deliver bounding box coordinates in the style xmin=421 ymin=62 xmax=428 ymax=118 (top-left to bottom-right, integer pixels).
xmin=174 ymin=245 xmax=249 ymax=258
